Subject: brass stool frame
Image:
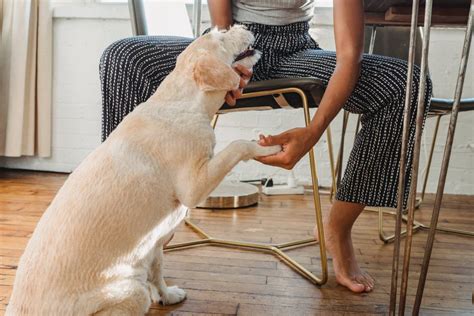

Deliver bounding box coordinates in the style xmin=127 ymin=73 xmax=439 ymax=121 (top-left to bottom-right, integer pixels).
xmin=364 ymin=207 xmax=473 ymax=244
xmin=165 ymin=87 xmax=329 ymax=286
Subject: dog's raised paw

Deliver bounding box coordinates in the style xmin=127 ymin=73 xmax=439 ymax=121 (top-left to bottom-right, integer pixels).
xmin=254 ymin=144 xmax=282 ymax=157
xmin=160 ymin=286 xmax=187 ymax=305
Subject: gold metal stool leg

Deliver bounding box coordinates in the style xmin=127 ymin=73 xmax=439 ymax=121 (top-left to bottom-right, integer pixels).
xmin=368 ymin=204 xmax=473 ymax=245
xmin=210 ymin=113 xmax=219 ymax=129
xmin=326 ymin=125 xmax=337 ymax=202
xmin=331 ymin=111 xmax=349 ymax=202
xmin=363 ymin=208 xmax=423 ymax=244
xmin=416 ymin=114 xmax=441 ymax=208
xmin=165 ymin=88 xmax=328 ymax=286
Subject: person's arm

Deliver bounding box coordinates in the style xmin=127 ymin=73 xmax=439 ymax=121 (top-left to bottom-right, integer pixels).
xmin=309 ymin=0 xmax=364 ymax=141
xmin=207 ymin=0 xmax=251 ymax=106
xmin=208 ymin=0 xmax=233 ymax=29
xmin=256 ymin=0 xmax=364 ymax=169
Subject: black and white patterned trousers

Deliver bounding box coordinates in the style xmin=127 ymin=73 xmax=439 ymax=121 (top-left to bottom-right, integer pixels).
xmin=100 ymin=22 xmax=432 ymax=208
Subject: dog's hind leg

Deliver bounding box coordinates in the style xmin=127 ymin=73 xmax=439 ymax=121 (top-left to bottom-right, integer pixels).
xmin=92 ymin=279 xmax=152 ymax=315
xmin=149 ymin=245 xmax=186 ymax=305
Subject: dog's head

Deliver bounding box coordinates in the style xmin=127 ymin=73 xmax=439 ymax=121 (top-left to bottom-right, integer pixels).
xmin=177 ymin=25 xmax=260 ymax=92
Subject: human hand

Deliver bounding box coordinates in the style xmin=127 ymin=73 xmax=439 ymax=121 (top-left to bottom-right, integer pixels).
xmin=255 ymin=127 xmax=317 ymax=169
xmin=225 ymin=64 xmax=253 ymax=106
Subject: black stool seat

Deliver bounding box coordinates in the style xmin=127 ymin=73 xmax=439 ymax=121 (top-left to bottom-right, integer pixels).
xmin=429 ymin=97 xmax=474 ymax=115
xmin=218 ymin=78 xmax=326 ymax=113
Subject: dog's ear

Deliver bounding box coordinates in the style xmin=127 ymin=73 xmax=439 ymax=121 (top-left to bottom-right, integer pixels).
xmin=193 ymin=52 xmax=240 ymax=92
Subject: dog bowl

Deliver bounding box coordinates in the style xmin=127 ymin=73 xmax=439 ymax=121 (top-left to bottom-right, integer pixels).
xmin=196 ymin=181 xmax=259 ymax=209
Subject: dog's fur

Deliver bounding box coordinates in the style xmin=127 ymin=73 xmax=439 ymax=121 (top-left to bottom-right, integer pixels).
xmin=6 ymin=26 xmax=280 ymax=315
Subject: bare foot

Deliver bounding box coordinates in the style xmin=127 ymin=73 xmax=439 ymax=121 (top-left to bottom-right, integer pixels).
xmin=314 ymin=223 xmax=374 ymax=293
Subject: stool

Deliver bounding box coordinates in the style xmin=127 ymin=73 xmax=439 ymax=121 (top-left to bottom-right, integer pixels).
xmin=129 ymin=0 xmax=335 ymax=286
xmin=167 ymin=78 xmax=331 ymax=285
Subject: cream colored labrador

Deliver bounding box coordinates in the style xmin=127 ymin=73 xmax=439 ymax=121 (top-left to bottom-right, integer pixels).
xmin=6 ymin=26 xmax=280 ymax=315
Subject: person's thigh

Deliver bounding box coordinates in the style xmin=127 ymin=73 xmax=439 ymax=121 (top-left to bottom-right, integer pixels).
xmin=100 ymin=36 xmax=192 ymax=140
xmin=269 ymin=48 xmax=431 ymax=208
xmin=269 ymin=48 xmax=415 ymax=116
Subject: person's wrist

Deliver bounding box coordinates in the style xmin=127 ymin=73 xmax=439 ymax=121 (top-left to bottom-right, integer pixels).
xmin=306 ymin=125 xmax=320 ymax=144
xmin=300 ymin=127 xmax=317 ymax=153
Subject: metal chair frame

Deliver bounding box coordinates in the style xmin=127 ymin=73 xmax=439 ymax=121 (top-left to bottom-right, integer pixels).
xmin=128 ymin=0 xmax=337 ymax=286
xmin=167 ymin=87 xmax=330 ymax=286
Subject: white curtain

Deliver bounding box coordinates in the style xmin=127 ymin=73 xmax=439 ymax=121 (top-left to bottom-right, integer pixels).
xmin=0 ymin=0 xmax=52 ymax=157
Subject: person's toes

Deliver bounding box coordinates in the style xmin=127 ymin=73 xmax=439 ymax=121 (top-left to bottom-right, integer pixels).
xmin=365 ymin=273 xmax=375 ymax=288
xmin=360 ymin=271 xmax=375 ymax=288
xmin=337 ymin=275 xmax=366 ymax=293
xmin=354 ymin=275 xmax=371 ymax=292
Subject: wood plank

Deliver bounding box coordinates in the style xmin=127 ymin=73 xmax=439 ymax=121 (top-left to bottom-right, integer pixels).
xmin=1 ymin=170 xmax=473 ymax=315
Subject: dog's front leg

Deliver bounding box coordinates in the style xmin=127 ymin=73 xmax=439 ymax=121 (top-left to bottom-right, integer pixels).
xmin=150 ymin=245 xmax=187 ymax=305
xmin=177 ymin=140 xmax=281 ymax=207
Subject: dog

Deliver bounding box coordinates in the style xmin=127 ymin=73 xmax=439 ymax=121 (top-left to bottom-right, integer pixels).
xmin=6 ymin=25 xmax=281 ymax=315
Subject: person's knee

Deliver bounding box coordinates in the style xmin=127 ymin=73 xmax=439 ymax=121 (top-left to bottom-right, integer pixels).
xmin=383 ymin=59 xmax=432 ymax=105
xmin=99 ymin=37 xmax=138 ymax=78
xmin=410 ymin=63 xmax=433 ymax=104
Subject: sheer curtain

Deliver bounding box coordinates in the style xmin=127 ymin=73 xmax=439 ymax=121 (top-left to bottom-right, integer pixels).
xmin=0 ymin=0 xmax=52 ymax=157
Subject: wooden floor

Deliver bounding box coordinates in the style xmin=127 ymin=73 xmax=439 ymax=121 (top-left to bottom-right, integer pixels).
xmin=0 ymin=170 xmax=473 ymax=315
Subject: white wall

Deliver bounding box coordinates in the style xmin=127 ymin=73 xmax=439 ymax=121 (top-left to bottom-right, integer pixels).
xmin=1 ymin=3 xmax=473 ymax=195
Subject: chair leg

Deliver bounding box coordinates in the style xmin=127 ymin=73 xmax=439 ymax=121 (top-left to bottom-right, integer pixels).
xmin=353 ymin=115 xmax=361 ymax=143
xmin=364 ymin=207 xmax=423 ymax=244
xmin=416 ymin=114 xmax=441 ymax=208
xmin=165 ymin=88 xmax=329 ymax=286
xmin=301 ymin=90 xmax=329 ymax=285
xmin=389 ymin=2 xmax=422 ymax=312
xmin=210 ymin=114 xmax=219 ymax=129
xmin=365 ymin=202 xmax=473 ymax=245
xmin=325 ymin=125 xmax=337 ymax=202
xmin=331 ymin=110 xmax=349 ymax=202
xmin=413 ymin=7 xmax=473 ymax=313
xmin=397 ymin=2 xmax=434 ymax=313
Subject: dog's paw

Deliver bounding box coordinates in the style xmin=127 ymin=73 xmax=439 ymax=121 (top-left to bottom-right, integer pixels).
xmin=160 ymin=286 xmax=186 ymax=305
xmin=253 ymin=144 xmax=282 ymax=158
xmin=231 ymin=140 xmax=281 ymax=161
